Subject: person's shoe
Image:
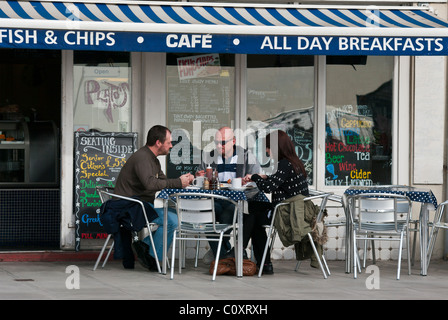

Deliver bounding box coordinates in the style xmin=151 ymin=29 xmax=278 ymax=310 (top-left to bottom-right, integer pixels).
xmin=122 ymin=261 xmax=135 ymax=269
xmin=202 ymin=249 xmax=215 ymax=265
xmin=146 ymin=254 xmax=159 ymax=272
xmin=132 ymin=241 xmax=151 ymax=270
xmin=259 ymin=262 xmax=274 ymax=275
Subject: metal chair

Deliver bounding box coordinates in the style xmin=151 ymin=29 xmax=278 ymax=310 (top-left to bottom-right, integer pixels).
xmin=93 ymin=186 xmax=161 ymax=273
xmin=427 ymin=199 xmax=448 ymax=270
xmin=294 ymin=190 xmax=345 ymax=272
xmin=350 ymin=193 xmax=412 ymax=280
xmin=258 ymin=192 xmax=332 ymax=279
xmin=169 ymin=193 xmax=238 ymax=281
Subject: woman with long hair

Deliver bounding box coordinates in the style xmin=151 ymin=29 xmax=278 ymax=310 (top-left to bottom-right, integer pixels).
xmin=243 ymin=130 xmax=309 ymax=274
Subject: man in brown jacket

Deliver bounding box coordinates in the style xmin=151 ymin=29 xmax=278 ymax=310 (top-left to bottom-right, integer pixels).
xmin=115 ymin=125 xmax=194 ymax=269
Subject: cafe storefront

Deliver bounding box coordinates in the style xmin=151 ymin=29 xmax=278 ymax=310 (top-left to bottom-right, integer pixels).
xmin=0 ymin=0 xmax=447 ymax=260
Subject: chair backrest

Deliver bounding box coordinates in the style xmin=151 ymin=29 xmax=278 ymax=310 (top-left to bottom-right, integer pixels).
xmin=96 ymin=186 xmax=115 ymax=203
xmin=177 ymin=197 xmax=214 ymax=224
xmin=270 ymin=191 xmax=333 ymax=228
xmin=359 ymin=197 xmax=396 ymax=223
xmin=171 ymin=193 xmax=238 ymax=230
xmin=353 ymin=193 xmax=412 ymax=231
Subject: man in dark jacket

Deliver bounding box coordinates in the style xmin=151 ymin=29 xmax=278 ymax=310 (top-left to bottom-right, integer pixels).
xmin=113 ymin=125 xmax=193 ymax=269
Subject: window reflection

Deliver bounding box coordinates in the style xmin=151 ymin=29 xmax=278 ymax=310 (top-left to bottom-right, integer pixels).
xmin=73 ymin=51 xmax=131 ymax=132
xmin=325 ymin=56 xmax=393 ymax=186
xmin=246 ymin=55 xmax=314 ymax=184
xmin=166 ymin=53 xmax=235 ymax=178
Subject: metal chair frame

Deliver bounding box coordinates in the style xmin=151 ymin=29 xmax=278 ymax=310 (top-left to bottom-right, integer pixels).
xmin=427 ymin=199 xmax=448 ymax=270
xmin=93 ymin=186 xmax=161 ymax=273
xmin=169 ymin=192 xmax=238 ymax=281
xmin=258 ymin=192 xmax=332 ymax=279
xmin=349 ymin=193 xmax=412 ymax=280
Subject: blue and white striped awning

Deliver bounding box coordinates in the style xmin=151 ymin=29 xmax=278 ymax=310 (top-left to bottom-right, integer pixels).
xmin=0 ymin=0 xmax=448 ymax=55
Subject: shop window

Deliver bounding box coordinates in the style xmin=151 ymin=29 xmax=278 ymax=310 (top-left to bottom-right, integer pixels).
xmin=166 ymin=53 xmax=235 ymax=178
xmin=73 ymin=51 xmax=131 ymax=132
xmin=325 ymin=56 xmax=393 ymax=186
xmin=246 ymin=55 xmax=315 ymax=184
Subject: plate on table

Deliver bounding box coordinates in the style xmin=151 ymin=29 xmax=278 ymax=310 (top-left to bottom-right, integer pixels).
xmin=220 ymin=183 xmax=231 ymax=189
xmin=229 ymin=185 xmax=256 ymax=191
xmin=186 ymin=185 xmax=201 ymax=190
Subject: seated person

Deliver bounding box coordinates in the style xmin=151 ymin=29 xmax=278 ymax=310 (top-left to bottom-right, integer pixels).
xmin=114 ymin=125 xmax=193 ymax=270
xmin=197 ymin=126 xmax=261 ymax=261
xmin=243 ymin=130 xmax=309 ymax=274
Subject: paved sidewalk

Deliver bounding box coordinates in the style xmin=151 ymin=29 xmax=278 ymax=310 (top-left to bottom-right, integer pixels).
xmin=1 ymin=258 xmax=447 ymax=300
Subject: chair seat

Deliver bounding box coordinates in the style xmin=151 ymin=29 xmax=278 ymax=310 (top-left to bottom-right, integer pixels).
xmin=355 ymin=221 xmax=408 ymax=232
xmin=179 ymin=223 xmax=233 ymax=234
xmin=433 ymin=221 xmax=448 ymax=229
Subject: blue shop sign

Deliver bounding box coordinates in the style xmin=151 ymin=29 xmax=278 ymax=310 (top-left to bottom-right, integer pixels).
xmin=0 ymin=28 xmax=447 ymax=56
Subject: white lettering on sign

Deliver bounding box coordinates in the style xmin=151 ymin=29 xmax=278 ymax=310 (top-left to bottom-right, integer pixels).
xmin=260 ymin=36 xmax=291 ymax=50
xmin=166 ymin=34 xmax=212 ymax=48
xmin=338 ymin=37 xmax=444 ymax=52
xmin=64 ymin=31 xmax=115 ymax=46
xmin=0 ymin=29 xmax=37 ymax=44
xmin=297 ymin=36 xmax=333 ymax=51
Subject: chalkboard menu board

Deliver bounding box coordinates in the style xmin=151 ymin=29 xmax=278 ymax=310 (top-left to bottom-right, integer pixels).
xmin=325 ymin=107 xmax=376 ymax=186
xmin=73 ymin=131 xmax=137 ymax=251
xmin=166 ymin=71 xmax=234 ymax=178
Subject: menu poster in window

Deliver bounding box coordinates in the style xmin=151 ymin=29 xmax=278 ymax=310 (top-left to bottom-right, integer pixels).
xmin=325 ymin=106 xmax=375 ymax=186
xmin=166 ymin=54 xmax=233 ymax=178
xmin=74 ymin=131 xmax=137 ymax=251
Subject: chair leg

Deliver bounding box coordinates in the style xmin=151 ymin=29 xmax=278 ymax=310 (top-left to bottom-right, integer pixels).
xmin=146 ymin=229 xmax=161 ymax=273
xmin=102 ymin=241 xmax=115 ymax=268
xmin=411 ymin=222 xmax=418 ymax=266
xmin=170 ymin=231 xmax=177 ymax=280
xmin=353 ymin=230 xmax=358 ymax=279
xmin=93 ymin=234 xmax=112 ymax=271
xmin=397 ymin=231 xmax=404 ymax=280
xmin=212 ymin=234 xmax=224 ymax=281
xmin=194 ymin=239 xmax=200 ymax=268
xmin=406 ymin=230 xmax=411 ymax=276
xmin=307 ymin=233 xmax=327 ymax=279
xmin=178 ymin=236 xmax=183 ymax=275
xmin=362 ymin=239 xmax=367 ymax=269
xmin=294 ymin=260 xmax=302 ymax=272
xmin=427 ymin=227 xmax=440 ymax=270
xmin=258 ymin=227 xmax=274 ymax=278
xmin=322 ymin=254 xmax=331 ymax=276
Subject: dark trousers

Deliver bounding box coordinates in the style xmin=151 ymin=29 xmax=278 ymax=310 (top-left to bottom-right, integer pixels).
xmin=243 ymin=201 xmax=274 ymax=265
xmin=208 ymin=199 xmax=234 ymax=257
xmin=119 ymin=227 xmax=135 ymax=268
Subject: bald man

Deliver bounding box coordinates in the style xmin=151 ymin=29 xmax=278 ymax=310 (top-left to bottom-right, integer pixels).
xmin=197 ymin=127 xmax=261 ymax=261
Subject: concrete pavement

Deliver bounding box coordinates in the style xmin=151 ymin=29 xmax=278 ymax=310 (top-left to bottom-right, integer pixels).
xmin=1 ymin=256 xmax=448 ymax=301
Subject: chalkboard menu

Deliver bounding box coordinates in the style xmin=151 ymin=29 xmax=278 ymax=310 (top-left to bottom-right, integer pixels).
xmin=73 ymin=131 xmax=137 ymax=251
xmin=325 ymin=106 xmax=377 ymax=186
xmin=166 ymin=70 xmax=234 ymax=178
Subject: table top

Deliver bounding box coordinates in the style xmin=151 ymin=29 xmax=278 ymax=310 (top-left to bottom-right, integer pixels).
xmin=344 ymin=185 xmax=438 ymax=208
xmin=157 ymin=187 xmax=270 ymax=203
